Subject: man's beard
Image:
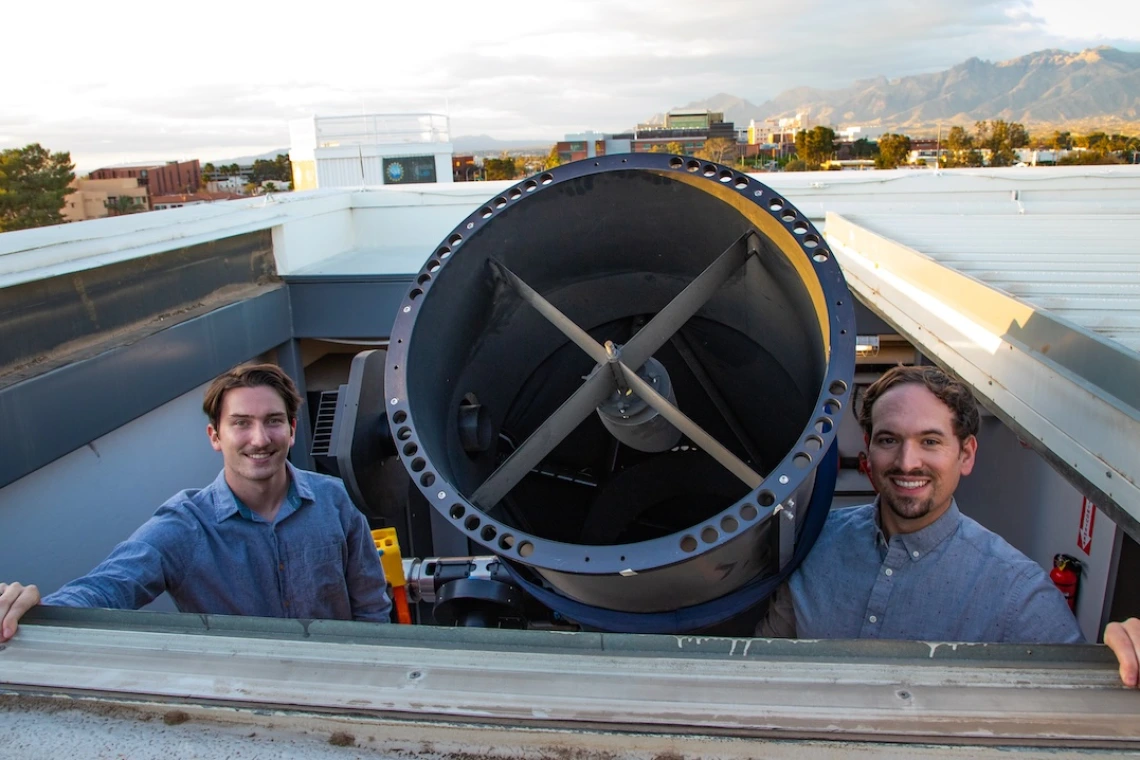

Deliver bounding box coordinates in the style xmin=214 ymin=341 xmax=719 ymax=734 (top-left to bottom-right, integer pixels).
xmin=882 ymin=491 xmax=935 ymax=521
xmin=879 ymin=470 xmax=935 ymax=520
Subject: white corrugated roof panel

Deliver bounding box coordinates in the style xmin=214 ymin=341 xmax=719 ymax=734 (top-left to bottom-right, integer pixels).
xmin=837 ymin=214 xmax=1140 ymax=353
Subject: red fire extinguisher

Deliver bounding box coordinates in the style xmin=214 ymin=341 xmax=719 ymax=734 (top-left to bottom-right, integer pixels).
xmin=1050 ymin=554 xmax=1082 ymax=612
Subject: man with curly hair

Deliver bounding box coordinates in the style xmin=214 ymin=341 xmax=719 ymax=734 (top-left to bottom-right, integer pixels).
xmin=760 ymin=365 xmax=1138 ymax=686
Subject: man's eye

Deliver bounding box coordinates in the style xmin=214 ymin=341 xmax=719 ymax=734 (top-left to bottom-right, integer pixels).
xmin=876 ymin=436 xmax=896 ymax=445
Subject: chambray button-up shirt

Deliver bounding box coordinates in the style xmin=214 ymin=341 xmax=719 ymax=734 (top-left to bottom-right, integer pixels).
xmin=762 ymin=500 xmax=1083 ymax=644
xmin=44 ymin=463 xmax=391 ymax=622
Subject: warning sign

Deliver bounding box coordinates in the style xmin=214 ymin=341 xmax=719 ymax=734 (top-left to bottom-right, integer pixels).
xmin=1077 ymin=497 xmax=1096 ymax=555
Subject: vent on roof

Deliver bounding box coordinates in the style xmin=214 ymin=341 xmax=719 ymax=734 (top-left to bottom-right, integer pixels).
xmin=310 ymin=389 xmax=341 ymax=457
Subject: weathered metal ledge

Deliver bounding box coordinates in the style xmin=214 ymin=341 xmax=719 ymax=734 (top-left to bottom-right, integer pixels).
xmin=1 ymin=608 xmax=1136 ymax=752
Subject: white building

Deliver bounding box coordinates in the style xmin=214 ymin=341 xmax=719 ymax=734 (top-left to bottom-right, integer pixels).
xmin=206 ymin=176 xmax=246 ymax=194
xmin=836 ymin=125 xmax=885 ymax=142
xmin=289 ymin=113 xmax=454 ymax=190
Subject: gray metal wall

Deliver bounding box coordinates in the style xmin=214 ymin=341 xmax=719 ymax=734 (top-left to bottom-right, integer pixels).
xmin=955 ymin=416 xmax=1117 ymax=641
xmin=0 ymin=382 xmax=222 ymax=610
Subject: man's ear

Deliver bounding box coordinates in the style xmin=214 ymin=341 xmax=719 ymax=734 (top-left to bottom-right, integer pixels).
xmin=959 ymin=434 xmax=978 ymax=476
xmin=207 ymin=423 xmax=222 ymax=452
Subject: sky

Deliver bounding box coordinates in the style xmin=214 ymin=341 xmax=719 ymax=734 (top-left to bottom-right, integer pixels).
xmin=3 ymin=0 xmax=1138 ymax=173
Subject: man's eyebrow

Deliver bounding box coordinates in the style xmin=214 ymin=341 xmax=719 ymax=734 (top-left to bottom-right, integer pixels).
xmin=874 ymin=427 xmax=948 ymax=437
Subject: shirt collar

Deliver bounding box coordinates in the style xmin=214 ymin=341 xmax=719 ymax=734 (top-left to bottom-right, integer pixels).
xmin=211 ymin=461 xmax=311 ymax=523
xmin=873 ymin=497 xmax=962 ymax=561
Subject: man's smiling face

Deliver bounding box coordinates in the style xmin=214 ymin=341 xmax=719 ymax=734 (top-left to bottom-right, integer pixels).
xmin=207 ymin=385 xmax=296 ymax=490
xmin=866 ymin=382 xmax=976 ymax=536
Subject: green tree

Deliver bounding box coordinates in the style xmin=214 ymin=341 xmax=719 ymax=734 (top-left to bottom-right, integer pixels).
xmin=273 ymin=153 xmax=291 ymax=181
xmin=105 ymin=195 xmax=146 ymax=216
xmin=0 ymin=143 xmax=76 ymax=231
xmin=1058 ymin=151 xmax=1124 ymax=166
xmin=695 ymin=137 xmax=738 ymax=163
xmin=484 ymin=156 xmax=518 ymax=181
xmin=875 ymin=133 xmax=911 ymax=169
xmin=794 ymin=126 xmax=835 ymax=169
xmin=943 ymin=126 xmax=982 ymax=167
xmin=249 ymin=156 xmax=292 ymax=184
xmin=975 ymin=120 xmax=1028 ymax=167
xmin=850 ymin=138 xmax=876 ymax=159
xmin=783 ymin=159 xmax=808 ymax=172
xmin=1048 ymin=131 xmax=1073 ymax=151
xmin=543 ymin=144 xmax=562 ymax=170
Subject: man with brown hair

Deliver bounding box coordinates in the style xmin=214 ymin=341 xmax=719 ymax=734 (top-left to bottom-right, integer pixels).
xmin=0 ymin=364 xmax=390 ymax=641
xmin=761 ymin=365 xmax=1139 ymax=686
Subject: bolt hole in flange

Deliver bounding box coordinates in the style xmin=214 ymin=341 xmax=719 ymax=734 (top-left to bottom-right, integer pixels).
xmin=384 ymin=153 xmax=855 ymax=624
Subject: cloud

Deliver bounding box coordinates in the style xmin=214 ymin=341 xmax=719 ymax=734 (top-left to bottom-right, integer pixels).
xmin=3 ymin=0 xmax=1137 ymax=169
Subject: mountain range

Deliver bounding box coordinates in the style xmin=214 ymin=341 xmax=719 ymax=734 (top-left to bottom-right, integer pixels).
xmin=667 ymin=47 xmax=1140 ymax=134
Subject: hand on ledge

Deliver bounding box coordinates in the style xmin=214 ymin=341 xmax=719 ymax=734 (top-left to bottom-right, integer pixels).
xmin=0 ymin=582 xmax=40 ymax=642
xmin=1105 ymin=618 xmax=1140 ymax=688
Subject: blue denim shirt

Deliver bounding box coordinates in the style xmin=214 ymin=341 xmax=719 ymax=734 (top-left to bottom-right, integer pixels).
xmin=761 ymin=500 xmax=1083 ymax=644
xmin=43 ymin=463 xmax=392 ymax=622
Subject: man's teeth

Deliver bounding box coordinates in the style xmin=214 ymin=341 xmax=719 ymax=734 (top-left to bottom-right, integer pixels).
xmin=893 ymin=479 xmax=928 ymax=488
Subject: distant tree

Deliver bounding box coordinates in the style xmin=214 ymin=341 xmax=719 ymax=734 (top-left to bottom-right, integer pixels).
xmin=666 ymin=141 xmax=685 ymax=155
xmin=543 ymin=144 xmax=562 ymax=170
xmin=975 ymin=120 xmax=1028 ymax=166
xmin=695 ymin=137 xmax=738 ymax=163
xmin=875 ymin=133 xmax=911 ymax=169
xmin=1058 ymin=151 xmax=1124 ymax=166
xmin=250 ymin=159 xmax=273 ymax=183
xmin=794 ymin=126 xmax=835 ymax=169
xmin=850 ymin=138 xmax=877 ymax=159
xmin=1048 ymin=131 xmax=1073 ymax=151
xmin=943 ymin=126 xmax=982 ymax=167
xmin=273 ymin=153 xmax=291 ymax=182
xmin=203 ymin=162 xmax=217 ymax=175
xmin=105 ymin=195 xmax=146 ymax=216
xmin=250 ymin=156 xmax=291 ymax=184
xmin=0 ymin=143 xmax=76 ymax=231
xmin=264 ymin=182 xmax=278 ymax=193
xmin=484 ymin=156 xmax=518 ymax=181
xmin=783 ymin=159 xmax=808 ymax=172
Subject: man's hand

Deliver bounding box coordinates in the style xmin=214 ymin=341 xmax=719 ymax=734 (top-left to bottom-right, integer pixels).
xmin=0 ymin=582 xmax=40 ymax=642
xmin=1105 ymin=618 xmax=1140 ymax=688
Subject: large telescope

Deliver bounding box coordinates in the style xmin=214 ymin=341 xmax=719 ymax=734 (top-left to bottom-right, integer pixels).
xmin=374 ymin=154 xmax=855 ymax=632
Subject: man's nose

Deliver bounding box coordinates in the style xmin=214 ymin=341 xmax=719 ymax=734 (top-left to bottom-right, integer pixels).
xmin=897 ymin=440 xmax=923 ymax=471
xmin=250 ymin=422 xmax=271 ymax=445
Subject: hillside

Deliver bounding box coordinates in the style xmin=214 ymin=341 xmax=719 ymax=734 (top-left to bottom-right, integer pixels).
xmin=674 ymin=47 xmax=1140 ymax=134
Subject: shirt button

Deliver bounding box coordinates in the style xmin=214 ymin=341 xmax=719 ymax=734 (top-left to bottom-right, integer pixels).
xmin=869 ymin=615 xmax=877 ymax=623
xmin=284 ymin=600 xmax=290 ymax=607
xmin=279 ymin=563 xmax=285 ymax=570
xmin=912 ymin=551 xmax=920 ymax=558
xmin=884 ymin=568 xmax=893 ymax=576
